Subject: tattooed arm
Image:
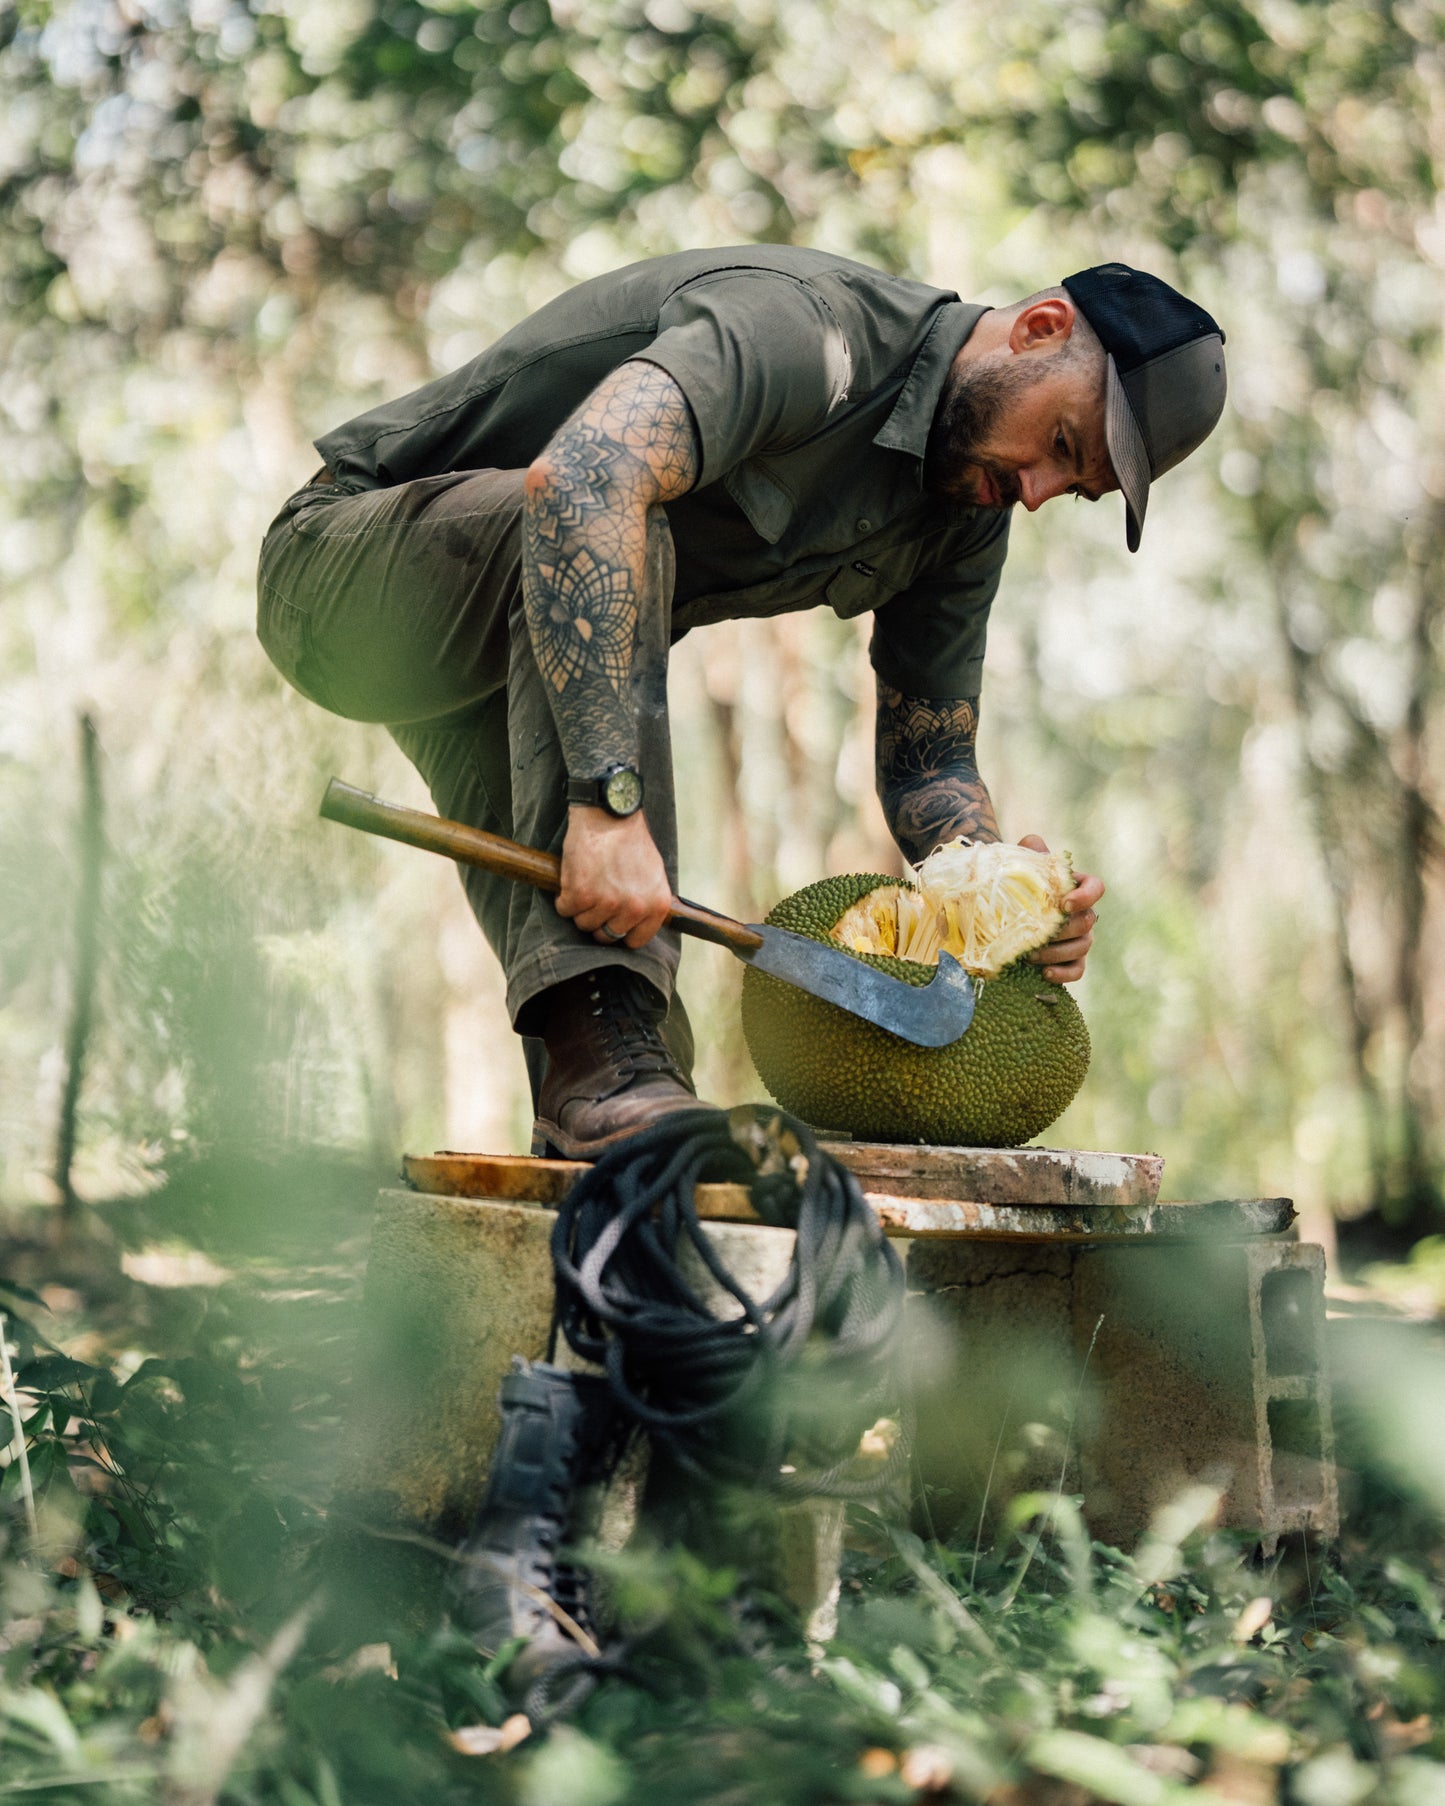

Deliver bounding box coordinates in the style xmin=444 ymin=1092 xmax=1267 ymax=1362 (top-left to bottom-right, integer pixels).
xmin=525 ymin=359 xmax=698 ymax=778
xmin=874 ymin=680 xmax=1001 ymax=866
xmin=874 ymin=678 xmax=1105 ymax=983
xmin=524 ymin=360 xmax=700 ymax=949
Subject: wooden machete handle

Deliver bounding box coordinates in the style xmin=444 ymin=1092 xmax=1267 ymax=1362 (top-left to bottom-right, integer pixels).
xmin=320 ymin=779 xmax=764 ymax=953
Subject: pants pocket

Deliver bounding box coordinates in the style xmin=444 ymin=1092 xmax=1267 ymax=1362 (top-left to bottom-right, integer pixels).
xmin=257 ymin=579 xmax=335 ymax=713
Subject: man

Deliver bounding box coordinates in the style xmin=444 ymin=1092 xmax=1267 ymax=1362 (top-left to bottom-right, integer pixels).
xmin=257 ymin=249 xmax=1226 ymax=1157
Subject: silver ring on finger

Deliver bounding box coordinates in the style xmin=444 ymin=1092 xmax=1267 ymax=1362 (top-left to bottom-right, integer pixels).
xmin=599 ymin=925 xmax=626 ymax=943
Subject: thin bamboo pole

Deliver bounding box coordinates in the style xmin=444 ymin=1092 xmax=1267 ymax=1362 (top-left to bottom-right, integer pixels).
xmin=0 ymin=1314 xmax=39 ymax=1539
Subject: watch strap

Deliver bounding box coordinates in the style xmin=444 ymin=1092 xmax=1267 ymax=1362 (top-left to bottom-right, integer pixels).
xmin=565 ymin=775 xmax=607 ymax=809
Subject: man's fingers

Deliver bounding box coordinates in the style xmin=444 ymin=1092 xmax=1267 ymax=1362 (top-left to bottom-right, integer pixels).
xmin=1029 ymin=931 xmax=1092 ymax=965
xmin=555 ymin=884 xmax=601 ymax=923
xmin=566 ymin=898 xmax=615 ymax=932
xmin=622 ymin=907 xmax=670 ymax=950
xmin=1066 ymin=872 xmax=1105 ymax=912
xmin=1053 ymin=908 xmax=1096 ymax=938
xmin=587 ymin=904 xmax=668 ymax=948
xmin=577 ymin=900 xmax=640 ymax=934
xmin=563 ymin=891 xmax=671 ymax=945
xmin=1040 ymin=958 xmax=1086 ymax=984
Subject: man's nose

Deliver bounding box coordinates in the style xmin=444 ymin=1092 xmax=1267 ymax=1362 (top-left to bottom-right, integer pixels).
xmin=1018 ymin=466 xmax=1071 ymax=511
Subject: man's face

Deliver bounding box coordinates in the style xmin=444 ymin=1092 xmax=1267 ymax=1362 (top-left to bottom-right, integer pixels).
xmin=926 ymin=347 xmax=1116 ymax=514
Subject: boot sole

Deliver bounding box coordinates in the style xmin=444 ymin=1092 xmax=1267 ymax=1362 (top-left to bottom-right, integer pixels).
xmin=531 ymin=1101 xmax=716 ymax=1161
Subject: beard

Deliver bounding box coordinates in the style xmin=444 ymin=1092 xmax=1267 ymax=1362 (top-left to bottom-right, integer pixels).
xmin=924 ymin=355 xmax=1053 ymax=505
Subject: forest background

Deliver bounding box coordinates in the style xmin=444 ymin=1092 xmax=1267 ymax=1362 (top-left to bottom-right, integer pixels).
xmin=3 ymin=4 xmax=1445 ymax=1802
xmin=2 ymin=0 xmax=1443 ymax=1248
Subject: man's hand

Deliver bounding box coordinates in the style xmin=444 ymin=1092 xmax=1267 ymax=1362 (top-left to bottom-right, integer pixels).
xmin=556 ymin=806 xmax=674 ymax=949
xmin=1019 ymin=832 xmax=1103 ymax=984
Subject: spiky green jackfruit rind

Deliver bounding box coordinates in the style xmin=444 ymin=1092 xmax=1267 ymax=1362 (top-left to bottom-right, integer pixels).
xmin=741 ymin=872 xmax=1091 ymax=1148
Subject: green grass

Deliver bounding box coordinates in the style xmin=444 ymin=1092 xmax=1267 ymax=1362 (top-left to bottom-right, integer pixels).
xmin=2 ymin=1152 xmax=1443 ymax=1805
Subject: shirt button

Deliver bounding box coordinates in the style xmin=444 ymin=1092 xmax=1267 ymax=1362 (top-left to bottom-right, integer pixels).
xmin=856 ymin=516 xmax=873 ymax=533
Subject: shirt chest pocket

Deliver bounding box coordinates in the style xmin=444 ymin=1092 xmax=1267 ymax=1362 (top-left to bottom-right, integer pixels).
xmin=724 ymin=461 xmax=794 ymax=544
xmin=824 ymin=559 xmax=898 ymax=620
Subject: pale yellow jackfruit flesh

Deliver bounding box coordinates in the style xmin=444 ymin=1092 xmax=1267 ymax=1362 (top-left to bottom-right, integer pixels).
xmin=831 ymin=838 xmax=1074 ymax=979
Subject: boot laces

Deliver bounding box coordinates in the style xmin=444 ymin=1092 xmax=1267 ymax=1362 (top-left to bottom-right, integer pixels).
xmin=588 ymin=973 xmax=684 ymax=1084
xmin=550 ymin=1558 xmax=595 ymax=1636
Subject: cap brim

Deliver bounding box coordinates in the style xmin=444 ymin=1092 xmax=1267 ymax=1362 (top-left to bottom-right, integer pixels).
xmin=1104 ymin=355 xmax=1151 ymax=553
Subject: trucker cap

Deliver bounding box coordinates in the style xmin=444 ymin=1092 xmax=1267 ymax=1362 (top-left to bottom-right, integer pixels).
xmin=1060 ymin=263 xmax=1227 ymax=551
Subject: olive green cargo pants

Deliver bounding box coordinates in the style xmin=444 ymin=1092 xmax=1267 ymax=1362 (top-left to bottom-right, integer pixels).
xmin=256 ymin=468 xmax=691 ymax=1097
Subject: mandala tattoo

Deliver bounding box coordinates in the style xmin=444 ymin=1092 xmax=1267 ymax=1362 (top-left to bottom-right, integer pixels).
xmin=531 ymin=547 xmax=636 ymax=695
xmin=875 ymin=682 xmax=1001 ymax=864
xmin=524 ymin=361 xmax=699 ymax=778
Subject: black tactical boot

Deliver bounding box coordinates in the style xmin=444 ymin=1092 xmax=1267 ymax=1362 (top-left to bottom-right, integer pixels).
xmin=448 ymin=1358 xmax=623 ymax=1691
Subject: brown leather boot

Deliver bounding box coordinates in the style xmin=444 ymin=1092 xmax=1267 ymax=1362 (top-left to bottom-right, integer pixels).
xmin=532 ymin=968 xmax=707 ymax=1158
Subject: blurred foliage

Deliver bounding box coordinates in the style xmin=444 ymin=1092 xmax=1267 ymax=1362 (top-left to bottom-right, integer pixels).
xmin=1 ymin=2 xmax=1442 ymax=1222
xmin=3 ymin=1168 xmax=1445 ymax=1800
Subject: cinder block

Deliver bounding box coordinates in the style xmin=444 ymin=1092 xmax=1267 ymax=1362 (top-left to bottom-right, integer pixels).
xmin=1249 ymin=1242 xmax=1338 ymax=1548
xmin=908 ymin=1237 xmax=1336 ymax=1551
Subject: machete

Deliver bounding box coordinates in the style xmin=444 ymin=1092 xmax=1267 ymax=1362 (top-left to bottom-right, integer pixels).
xmin=319 ymin=778 xmax=975 ymax=1048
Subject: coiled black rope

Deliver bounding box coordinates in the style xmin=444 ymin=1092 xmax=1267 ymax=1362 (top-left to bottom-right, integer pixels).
xmin=551 ymin=1105 xmax=907 ymax=1498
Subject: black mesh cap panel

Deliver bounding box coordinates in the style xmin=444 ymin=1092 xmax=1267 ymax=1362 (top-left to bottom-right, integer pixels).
xmin=1062 ymin=264 xmax=1223 ymax=375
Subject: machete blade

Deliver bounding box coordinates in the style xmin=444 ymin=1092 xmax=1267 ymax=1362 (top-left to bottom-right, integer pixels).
xmin=739 ymin=930 xmax=975 ymax=1048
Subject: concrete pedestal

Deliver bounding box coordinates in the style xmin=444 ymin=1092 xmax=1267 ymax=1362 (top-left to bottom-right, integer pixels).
xmin=332 ymin=1143 xmax=1335 ymax=1643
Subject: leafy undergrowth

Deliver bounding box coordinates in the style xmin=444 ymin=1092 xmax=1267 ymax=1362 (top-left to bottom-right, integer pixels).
xmin=2 ymin=1155 xmax=1444 ymax=1805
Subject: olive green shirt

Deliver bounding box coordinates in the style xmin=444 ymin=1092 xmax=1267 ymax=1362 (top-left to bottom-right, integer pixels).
xmin=316 ymin=246 xmax=1009 ymax=698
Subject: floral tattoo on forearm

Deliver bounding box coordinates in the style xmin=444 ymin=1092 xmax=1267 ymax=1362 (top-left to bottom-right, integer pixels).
xmin=523 ymin=360 xmax=698 ymax=779
xmin=875 ymin=683 xmax=1001 ymax=864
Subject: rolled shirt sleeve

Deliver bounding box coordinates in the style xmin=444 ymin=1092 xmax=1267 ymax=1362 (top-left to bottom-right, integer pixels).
xmin=634 ymin=272 xmax=854 ymax=486
xmin=868 ymin=510 xmax=1011 ymax=698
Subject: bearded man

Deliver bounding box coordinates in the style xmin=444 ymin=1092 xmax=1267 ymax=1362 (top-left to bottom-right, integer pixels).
xmin=257 ymin=250 xmax=1225 ymax=1157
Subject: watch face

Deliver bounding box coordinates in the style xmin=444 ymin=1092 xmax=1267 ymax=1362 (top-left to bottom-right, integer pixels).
xmin=603 ymin=766 xmax=644 ymax=816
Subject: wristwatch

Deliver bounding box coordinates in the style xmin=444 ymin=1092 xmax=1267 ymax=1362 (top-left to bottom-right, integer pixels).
xmin=565 ymin=764 xmax=645 ymax=818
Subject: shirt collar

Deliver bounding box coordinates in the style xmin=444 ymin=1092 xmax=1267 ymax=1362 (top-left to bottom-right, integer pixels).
xmin=873 ymin=301 xmax=990 ymax=474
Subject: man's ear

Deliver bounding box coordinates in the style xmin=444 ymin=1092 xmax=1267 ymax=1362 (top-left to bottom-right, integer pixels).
xmin=1007 ymin=296 xmax=1075 ymax=356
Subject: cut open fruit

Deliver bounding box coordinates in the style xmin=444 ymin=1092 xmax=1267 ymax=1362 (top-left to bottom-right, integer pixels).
xmin=740 ymin=849 xmax=1091 ymax=1148
xmin=832 ymin=838 xmax=1074 ymax=978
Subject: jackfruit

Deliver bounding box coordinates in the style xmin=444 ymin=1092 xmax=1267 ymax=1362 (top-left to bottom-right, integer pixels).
xmin=741 ymin=841 xmax=1089 ymax=1147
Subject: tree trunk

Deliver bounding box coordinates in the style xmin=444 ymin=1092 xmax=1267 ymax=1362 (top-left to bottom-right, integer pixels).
xmin=1266 ymin=554 xmax=1390 ymax=1217
xmin=1392 ymin=502 xmax=1444 ymax=1233
xmin=54 ymin=713 xmax=104 ymax=1224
